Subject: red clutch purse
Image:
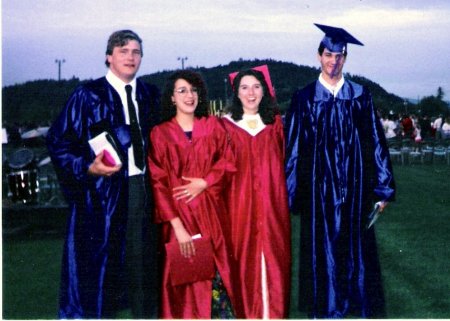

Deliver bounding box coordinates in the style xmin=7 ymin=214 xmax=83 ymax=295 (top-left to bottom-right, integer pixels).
xmin=165 ymin=236 xmax=215 ymax=286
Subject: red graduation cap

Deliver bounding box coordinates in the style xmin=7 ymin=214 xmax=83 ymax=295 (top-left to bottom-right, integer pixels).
xmin=228 ymin=64 xmax=276 ymax=98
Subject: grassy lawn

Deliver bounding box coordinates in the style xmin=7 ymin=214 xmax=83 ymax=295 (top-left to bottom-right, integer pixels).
xmin=3 ymin=238 xmax=61 ymax=319
xmin=3 ymin=164 xmax=450 ymax=319
xmin=289 ymin=164 xmax=450 ymax=319
xmin=376 ymin=164 xmax=450 ymax=318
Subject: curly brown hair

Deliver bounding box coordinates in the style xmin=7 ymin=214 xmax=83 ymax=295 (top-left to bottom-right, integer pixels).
xmin=160 ymin=70 xmax=209 ymax=122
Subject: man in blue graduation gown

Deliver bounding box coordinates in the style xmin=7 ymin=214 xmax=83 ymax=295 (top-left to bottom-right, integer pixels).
xmin=285 ymin=24 xmax=395 ymax=318
xmin=47 ymin=30 xmax=160 ymax=318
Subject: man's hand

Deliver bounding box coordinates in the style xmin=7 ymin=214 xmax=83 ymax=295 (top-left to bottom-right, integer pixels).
xmin=378 ymin=201 xmax=389 ymax=212
xmin=87 ymin=151 xmax=122 ymax=176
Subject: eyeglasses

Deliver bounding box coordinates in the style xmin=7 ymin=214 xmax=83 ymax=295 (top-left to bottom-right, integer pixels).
xmin=174 ymin=87 xmax=198 ymax=95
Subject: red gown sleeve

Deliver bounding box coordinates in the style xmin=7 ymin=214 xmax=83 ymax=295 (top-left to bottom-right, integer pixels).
xmin=203 ymin=117 xmax=236 ymax=188
xmin=147 ymin=127 xmax=179 ymax=223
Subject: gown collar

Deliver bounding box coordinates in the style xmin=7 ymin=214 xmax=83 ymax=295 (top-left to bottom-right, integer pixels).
xmin=224 ymin=113 xmax=266 ymax=136
xmin=319 ymin=73 xmax=345 ymax=97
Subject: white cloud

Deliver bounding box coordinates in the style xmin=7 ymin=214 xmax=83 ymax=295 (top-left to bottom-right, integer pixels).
xmin=2 ymin=0 xmax=450 ymax=97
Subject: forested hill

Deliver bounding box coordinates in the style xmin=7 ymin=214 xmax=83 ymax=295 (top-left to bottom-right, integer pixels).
xmin=2 ymin=58 xmax=407 ymax=126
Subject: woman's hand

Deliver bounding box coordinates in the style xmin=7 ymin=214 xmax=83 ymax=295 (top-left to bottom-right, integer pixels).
xmin=170 ymin=217 xmax=195 ymax=258
xmin=172 ymin=176 xmax=208 ymax=203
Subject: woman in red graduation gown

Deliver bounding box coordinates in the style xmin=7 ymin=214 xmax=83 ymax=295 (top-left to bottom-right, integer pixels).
xmin=147 ymin=70 xmax=236 ymax=319
xmin=221 ymin=68 xmax=291 ymax=318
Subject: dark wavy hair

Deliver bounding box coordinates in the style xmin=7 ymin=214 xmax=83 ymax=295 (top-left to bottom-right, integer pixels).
xmin=104 ymin=30 xmax=142 ymax=67
xmin=160 ymin=70 xmax=209 ymax=122
xmin=228 ymin=69 xmax=278 ymax=125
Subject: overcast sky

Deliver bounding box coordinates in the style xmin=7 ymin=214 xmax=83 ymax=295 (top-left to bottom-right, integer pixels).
xmin=2 ymin=0 xmax=450 ymax=99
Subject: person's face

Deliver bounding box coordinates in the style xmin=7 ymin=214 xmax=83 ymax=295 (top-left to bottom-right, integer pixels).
xmin=106 ymin=40 xmax=142 ymax=83
xmin=237 ymin=75 xmax=263 ymax=115
xmin=318 ymin=48 xmax=346 ymax=81
xmin=171 ymin=79 xmax=198 ymax=116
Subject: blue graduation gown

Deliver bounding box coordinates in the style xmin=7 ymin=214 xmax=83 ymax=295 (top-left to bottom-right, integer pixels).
xmin=46 ymin=77 xmax=160 ymax=318
xmin=285 ymin=79 xmax=395 ymax=318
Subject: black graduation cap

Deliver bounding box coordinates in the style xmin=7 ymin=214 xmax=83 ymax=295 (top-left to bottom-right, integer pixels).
xmin=314 ymin=23 xmax=364 ymax=54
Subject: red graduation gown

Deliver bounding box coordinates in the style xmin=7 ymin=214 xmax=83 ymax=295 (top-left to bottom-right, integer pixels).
xmin=222 ymin=115 xmax=291 ymax=318
xmin=147 ymin=116 xmax=236 ymax=319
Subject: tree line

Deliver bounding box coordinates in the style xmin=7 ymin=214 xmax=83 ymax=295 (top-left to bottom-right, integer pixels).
xmin=2 ymin=58 xmax=448 ymax=127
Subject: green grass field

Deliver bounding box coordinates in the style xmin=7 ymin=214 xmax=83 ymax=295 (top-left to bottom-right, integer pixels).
xmin=3 ymin=164 xmax=450 ymax=319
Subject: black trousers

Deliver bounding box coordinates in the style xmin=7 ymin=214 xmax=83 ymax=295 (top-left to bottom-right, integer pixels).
xmin=126 ymin=175 xmax=159 ymax=318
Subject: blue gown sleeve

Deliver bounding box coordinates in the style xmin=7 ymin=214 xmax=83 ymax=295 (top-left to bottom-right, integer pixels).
xmin=46 ymin=87 xmax=94 ymax=183
xmin=285 ymin=90 xmax=302 ymax=214
xmin=361 ymin=89 xmax=396 ymax=202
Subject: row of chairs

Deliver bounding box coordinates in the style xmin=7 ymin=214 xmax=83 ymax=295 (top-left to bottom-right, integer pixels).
xmin=388 ymin=138 xmax=450 ymax=165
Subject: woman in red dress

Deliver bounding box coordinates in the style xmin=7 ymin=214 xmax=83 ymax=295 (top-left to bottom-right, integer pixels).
xmin=147 ymin=70 xmax=236 ymax=318
xmin=221 ymin=68 xmax=291 ymax=318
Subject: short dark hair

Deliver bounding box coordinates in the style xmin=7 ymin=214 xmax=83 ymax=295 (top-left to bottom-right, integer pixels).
xmin=318 ymin=42 xmax=348 ymax=57
xmin=228 ymin=69 xmax=278 ymax=125
xmin=160 ymin=70 xmax=209 ymax=122
xmin=105 ymin=30 xmax=142 ymax=67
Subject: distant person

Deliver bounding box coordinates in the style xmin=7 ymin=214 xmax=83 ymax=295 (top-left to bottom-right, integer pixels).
xmin=433 ymin=114 xmax=443 ymax=140
xmin=147 ymin=70 xmax=236 ymax=319
xmin=418 ymin=114 xmax=432 ymax=141
xmin=384 ymin=113 xmax=398 ymax=141
xmin=285 ymin=23 xmax=396 ymax=318
xmin=401 ymin=114 xmax=415 ymax=139
xmin=410 ymin=113 xmax=418 ymax=128
xmin=221 ymin=67 xmax=291 ymax=318
xmin=46 ymin=30 xmax=160 ymax=318
xmin=442 ymin=116 xmax=450 ymax=139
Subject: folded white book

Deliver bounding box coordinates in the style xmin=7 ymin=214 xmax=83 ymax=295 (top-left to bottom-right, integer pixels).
xmin=88 ymin=132 xmax=122 ymax=167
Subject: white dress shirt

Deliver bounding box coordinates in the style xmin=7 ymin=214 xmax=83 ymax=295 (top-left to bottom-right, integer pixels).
xmin=319 ymin=73 xmax=345 ymax=97
xmin=106 ymin=70 xmax=143 ymax=176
